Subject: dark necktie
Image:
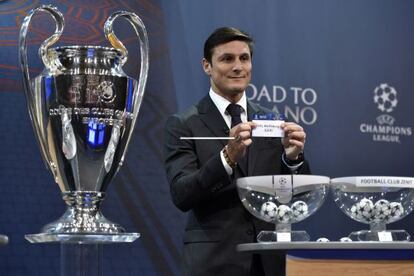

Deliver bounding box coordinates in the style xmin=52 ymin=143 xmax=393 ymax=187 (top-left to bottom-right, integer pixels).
xmin=226 ymin=103 xmax=248 ymax=174
xmin=226 ymin=103 xmax=243 ymax=128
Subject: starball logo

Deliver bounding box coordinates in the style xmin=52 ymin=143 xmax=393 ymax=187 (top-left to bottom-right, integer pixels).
xmin=373 ymin=83 xmax=398 ymax=113
xmin=246 ymin=84 xmax=319 ymax=125
xmin=359 ymin=83 xmax=412 ymax=143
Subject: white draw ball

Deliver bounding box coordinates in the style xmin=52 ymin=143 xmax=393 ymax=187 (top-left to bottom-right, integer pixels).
xmin=276 ymin=205 xmax=292 ymax=223
xmin=291 ymin=201 xmax=309 ymax=220
xmin=260 ymin=201 xmax=278 ymax=221
xmin=339 ymin=237 xmax=352 ymax=242
xmin=373 ymin=199 xmax=391 ymax=222
xmin=389 ymin=202 xmax=404 ymax=220
xmin=316 ymin=237 xmax=330 ymax=242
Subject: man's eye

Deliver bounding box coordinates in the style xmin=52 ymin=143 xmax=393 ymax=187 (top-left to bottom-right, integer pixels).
xmin=241 ymin=55 xmax=250 ymax=61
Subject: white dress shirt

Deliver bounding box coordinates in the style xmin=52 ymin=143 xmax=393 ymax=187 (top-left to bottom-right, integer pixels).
xmin=209 ymin=88 xmax=248 ymax=128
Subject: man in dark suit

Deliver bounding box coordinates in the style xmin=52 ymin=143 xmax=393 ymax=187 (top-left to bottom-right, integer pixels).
xmin=164 ymin=27 xmax=310 ymax=276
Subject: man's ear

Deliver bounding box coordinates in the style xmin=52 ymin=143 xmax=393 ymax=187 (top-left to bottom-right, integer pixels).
xmin=202 ymin=58 xmax=211 ymax=75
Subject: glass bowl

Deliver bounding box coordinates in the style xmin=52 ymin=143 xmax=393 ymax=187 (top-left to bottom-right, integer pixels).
xmin=331 ymin=176 xmax=414 ymax=241
xmin=237 ymin=175 xmax=329 ymax=242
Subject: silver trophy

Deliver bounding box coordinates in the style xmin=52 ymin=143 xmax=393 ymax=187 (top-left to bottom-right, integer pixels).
xmin=19 ymin=5 xmax=149 ymax=243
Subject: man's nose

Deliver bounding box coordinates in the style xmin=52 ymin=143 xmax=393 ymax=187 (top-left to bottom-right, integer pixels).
xmin=232 ymin=59 xmax=243 ymax=71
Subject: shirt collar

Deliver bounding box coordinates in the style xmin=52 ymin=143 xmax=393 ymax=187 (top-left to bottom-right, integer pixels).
xmin=209 ymin=87 xmax=247 ymax=117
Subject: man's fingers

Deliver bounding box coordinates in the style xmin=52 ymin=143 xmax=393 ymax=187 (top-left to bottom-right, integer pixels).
xmin=282 ymin=122 xmax=303 ymax=132
xmin=235 ymin=122 xmax=256 ymax=132
xmin=287 ymin=139 xmax=304 ymax=149
xmin=235 ymin=135 xmax=242 ymax=142
xmin=243 ymin=138 xmax=253 ymax=146
xmin=287 ymin=131 xmax=306 ymax=141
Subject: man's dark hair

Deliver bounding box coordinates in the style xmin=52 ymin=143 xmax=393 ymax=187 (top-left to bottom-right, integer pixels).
xmin=203 ymin=27 xmax=254 ymax=64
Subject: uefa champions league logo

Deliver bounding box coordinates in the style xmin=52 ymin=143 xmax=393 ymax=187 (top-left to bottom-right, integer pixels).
xmin=279 ymin=177 xmax=287 ymax=186
xmin=373 ymin=83 xmax=398 ymax=113
xmin=359 ymin=83 xmax=412 ymax=143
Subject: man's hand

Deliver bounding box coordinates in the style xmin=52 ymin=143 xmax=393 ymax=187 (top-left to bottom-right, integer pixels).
xmin=226 ymin=122 xmax=256 ymax=162
xmin=281 ymin=122 xmax=306 ymax=160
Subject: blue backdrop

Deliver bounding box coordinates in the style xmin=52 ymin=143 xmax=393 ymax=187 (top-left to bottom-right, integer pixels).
xmin=0 ymin=0 xmax=413 ymax=275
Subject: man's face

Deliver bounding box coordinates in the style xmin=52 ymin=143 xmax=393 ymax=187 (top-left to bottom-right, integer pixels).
xmin=203 ymin=40 xmax=252 ymax=101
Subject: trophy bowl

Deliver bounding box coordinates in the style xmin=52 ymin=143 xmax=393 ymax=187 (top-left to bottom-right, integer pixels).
xmin=331 ymin=176 xmax=414 ymax=242
xmin=19 ymin=5 xmax=149 ymax=243
xmin=237 ymin=175 xmax=330 ymax=242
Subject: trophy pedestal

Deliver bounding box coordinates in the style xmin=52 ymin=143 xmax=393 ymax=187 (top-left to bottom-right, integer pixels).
xmin=60 ymin=243 xmax=102 ymax=276
xmin=26 ymin=234 xmax=139 ymax=276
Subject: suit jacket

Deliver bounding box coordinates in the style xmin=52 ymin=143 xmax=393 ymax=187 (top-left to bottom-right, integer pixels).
xmin=164 ymin=95 xmax=311 ymax=276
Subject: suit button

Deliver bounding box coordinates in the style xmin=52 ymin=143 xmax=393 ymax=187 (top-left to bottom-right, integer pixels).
xmin=212 ymin=183 xmax=224 ymax=192
xmin=246 ymin=229 xmax=253 ymax=235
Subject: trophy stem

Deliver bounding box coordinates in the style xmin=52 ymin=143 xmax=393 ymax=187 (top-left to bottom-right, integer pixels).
xmin=275 ymin=222 xmax=291 ymax=232
xmin=370 ymin=222 xmax=386 ymax=232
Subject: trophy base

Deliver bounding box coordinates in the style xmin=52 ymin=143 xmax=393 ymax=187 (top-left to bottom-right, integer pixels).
xmin=25 ymin=232 xmax=140 ymax=244
xmin=349 ymin=229 xmax=411 ymax=242
xmin=257 ymin=230 xmax=310 ymax=242
xmin=26 ymin=192 xmax=140 ymax=243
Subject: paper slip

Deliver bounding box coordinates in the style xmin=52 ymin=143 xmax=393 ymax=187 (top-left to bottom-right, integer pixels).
xmin=252 ymin=120 xmax=284 ymax=137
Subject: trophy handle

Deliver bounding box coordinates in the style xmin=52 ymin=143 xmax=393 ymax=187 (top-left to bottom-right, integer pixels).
xmin=19 ymin=5 xmax=65 ymax=170
xmin=104 ymin=11 xmax=149 ymax=164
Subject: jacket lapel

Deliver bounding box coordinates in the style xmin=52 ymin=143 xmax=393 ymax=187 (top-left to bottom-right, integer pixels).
xmin=197 ymin=95 xmax=229 ymax=147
